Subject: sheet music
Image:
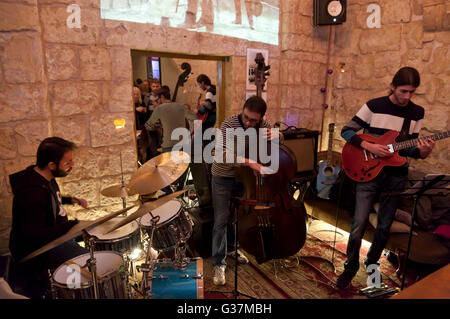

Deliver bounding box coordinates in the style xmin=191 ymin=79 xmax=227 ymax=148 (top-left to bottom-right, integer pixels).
xmin=402 ymin=174 xmax=450 ymax=195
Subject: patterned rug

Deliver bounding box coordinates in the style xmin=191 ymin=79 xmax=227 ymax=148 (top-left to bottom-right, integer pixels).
xmin=203 ymin=220 xmax=418 ymax=299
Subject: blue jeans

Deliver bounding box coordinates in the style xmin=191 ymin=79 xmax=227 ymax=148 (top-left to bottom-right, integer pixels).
xmin=344 ymin=171 xmax=407 ymax=272
xmin=211 ymin=176 xmax=244 ymax=267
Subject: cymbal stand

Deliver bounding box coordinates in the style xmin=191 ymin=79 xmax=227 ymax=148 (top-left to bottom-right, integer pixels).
xmin=82 ymin=231 xmax=100 ymax=299
xmin=137 ymin=212 xmax=160 ymax=299
xmin=119 ymin=152 xmax=127 ymax=213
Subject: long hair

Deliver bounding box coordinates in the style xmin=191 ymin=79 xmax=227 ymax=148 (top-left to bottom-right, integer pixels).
xmin=196 ymin=74 xmax=211 ymax=86
xmin=390 ymin=67 xmax=420 ymax=94
xmin=133 ymin=86 xmax=142 ymax=104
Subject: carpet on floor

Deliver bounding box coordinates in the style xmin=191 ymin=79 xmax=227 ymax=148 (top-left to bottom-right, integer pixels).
xmin=203 ymin=220 xmax=418 ymax=299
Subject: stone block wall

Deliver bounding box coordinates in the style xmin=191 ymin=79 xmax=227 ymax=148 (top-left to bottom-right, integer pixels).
xmin=0 ymin=0 xmax=448 ymax=254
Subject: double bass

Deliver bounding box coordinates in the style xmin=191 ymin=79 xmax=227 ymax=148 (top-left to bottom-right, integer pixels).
xmin=237 ymin=53 xmax=307 ymax=264
xmin=172 ymin=62 xmax=192 ymax=130
xmin=172 ymin=62 xmax=191 ymax=102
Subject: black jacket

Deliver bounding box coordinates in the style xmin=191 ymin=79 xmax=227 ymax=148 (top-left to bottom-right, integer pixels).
xmin=9 ymin=165 xmax=75 ymax=261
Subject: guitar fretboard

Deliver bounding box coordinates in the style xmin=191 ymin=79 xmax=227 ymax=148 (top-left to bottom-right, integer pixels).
xmin=393 ymin=130 xmax=450 ymax=152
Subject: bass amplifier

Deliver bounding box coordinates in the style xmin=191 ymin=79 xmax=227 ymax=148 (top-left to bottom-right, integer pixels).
xmin=281 ymin=128 xmax=319 ymax=175
xmin=187 ymin=206 xmax=214 ymax=258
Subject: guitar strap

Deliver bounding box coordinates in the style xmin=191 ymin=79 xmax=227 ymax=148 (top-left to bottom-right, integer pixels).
xmin=397 ymin=106 xmax=412 ymax=143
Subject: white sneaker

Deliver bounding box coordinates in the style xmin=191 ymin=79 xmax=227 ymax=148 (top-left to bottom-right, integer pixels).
xmin=227 ymin=249 xmax=249 ymax=264
xmin=213 ymin=265 xmax=226 ymax=286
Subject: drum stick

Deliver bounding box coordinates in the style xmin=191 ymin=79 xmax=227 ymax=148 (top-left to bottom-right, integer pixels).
xmin=64 ymin=260 xmax=103 ymax=281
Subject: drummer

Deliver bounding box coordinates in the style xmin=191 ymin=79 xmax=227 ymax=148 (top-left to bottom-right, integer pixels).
xmin=8 ymin=137 xmax=88 ymax=299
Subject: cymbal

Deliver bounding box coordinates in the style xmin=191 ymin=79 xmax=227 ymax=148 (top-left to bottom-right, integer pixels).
xmin=105 ymin=190 xmax=187 ymax=234
xmin=127 ymin=151 xmax=190 ymax=196
xmin=19 ymin=205 xmax=137 ymax=263
xmin=100 ymin=184 xmax=130 ymax=198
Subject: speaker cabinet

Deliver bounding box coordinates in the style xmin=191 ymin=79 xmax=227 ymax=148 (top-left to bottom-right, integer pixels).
xmin=282 ymin=128 xmax=319 ymax=175
xmin=187 ymin=206 xmax=214 ymax=258
xmin=314 ymin=0 xmax=347 ymax=26
xmin=189 ymin=162 xmax=212 ymax=207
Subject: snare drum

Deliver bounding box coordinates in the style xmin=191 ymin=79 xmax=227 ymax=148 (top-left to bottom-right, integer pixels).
xmin=87 ymin=213 xmax=142 ymax=254
xmin=139 ymin=200 xmax=193 ymax=251
xmin=51 ymin=251 xmax=129 ymax=299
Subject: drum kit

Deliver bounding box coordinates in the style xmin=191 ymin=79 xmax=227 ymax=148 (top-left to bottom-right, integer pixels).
xmin=20 ymin=151 xmax=203 ymax=299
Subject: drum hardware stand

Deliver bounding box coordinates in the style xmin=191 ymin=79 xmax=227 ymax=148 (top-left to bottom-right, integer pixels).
xmin=82 ymin=231 xmax=100 ymax=299
xmin=119 ymin=152 xmax=127 ymax=213
xmin=169 ymin=225 xmax=193 ymax=270
xmin=137 ymin=211 xmax=160 ymax=299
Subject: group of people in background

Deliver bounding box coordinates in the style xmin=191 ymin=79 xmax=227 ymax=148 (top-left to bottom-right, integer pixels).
xmin=133 ymin=74 xmax=217 ymax=165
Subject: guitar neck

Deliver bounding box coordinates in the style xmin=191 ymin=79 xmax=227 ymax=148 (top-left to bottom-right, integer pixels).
xmin=392 ymin=130 xmax=450 ymax=152
xmin=327 ymin=133 xmax=333 ymax=165
xmin=326 ymin=131 xmax=334 ymax=163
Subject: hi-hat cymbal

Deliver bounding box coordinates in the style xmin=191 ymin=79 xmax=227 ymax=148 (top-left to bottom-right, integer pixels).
xmin=100 ymin=184 xmax=130 ymax=198
xmin=127 ymin=151 xmax=190 ymax=196
xmin=19 ymin=205 xmax=137 ymax=263
xmin=105 ymin=190 xmax=187 ymax=234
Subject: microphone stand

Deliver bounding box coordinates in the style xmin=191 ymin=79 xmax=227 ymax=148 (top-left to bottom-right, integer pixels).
xmin=209 ymin=197 xmax=273 ymax=299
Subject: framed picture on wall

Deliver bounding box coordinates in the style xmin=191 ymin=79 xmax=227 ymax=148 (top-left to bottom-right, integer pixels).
xmin=246 ymin=48 xmax=269 ymax=91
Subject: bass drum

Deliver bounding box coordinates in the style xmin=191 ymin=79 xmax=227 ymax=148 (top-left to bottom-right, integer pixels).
xmin=51 ymin=251 xmax=129 ymax=299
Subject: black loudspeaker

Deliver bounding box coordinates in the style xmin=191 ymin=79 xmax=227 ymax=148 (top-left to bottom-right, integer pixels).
xmin=187 ymin=206 xmax=214 ymax=258
xmin=282 ymin=128 xmax=319 ymax=176
xmin=314 ymin=0 xmax=347 ymax=26
xmin=189 ymin=162 xmax=213 ymax=207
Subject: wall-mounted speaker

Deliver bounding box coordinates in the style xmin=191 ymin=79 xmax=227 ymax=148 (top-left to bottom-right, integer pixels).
xmin=314 ymin=0 xmax=347 ymax=26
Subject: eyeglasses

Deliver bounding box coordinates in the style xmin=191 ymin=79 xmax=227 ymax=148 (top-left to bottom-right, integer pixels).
xmin=242 ymin=112 xmax=260 ymax=124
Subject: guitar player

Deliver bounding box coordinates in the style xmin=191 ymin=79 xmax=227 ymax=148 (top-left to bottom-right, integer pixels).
xmin=336 ymin=67 xmax=435 ymax=289
xmin=196 ymin=74 xmax=217 ymax=135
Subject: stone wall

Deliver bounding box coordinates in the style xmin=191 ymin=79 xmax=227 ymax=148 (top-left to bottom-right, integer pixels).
xmin=0 ymin=0 xmax=448 ymax=254
xmin=325 ymin=0 xmax=450 ymax=174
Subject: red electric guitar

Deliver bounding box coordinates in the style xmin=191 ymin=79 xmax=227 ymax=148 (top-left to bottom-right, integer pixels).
xmin=196 ymin=93 xmax=208 ymax=123
xmin=342 ymin=130 xmax=449 ymax=182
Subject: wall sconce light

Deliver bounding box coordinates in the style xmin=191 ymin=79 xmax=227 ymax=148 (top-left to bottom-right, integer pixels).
xmin=339 ymin=62 xmax=346 ymax=73
xmin=114 ymin=118 xmax=126 ymax=129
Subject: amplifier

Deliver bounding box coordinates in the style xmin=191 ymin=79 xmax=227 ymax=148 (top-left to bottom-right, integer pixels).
xmin=187 ymin=206 xmax=214 ymax=258
xmin=281 ymin=128 xmax=319 ymax=174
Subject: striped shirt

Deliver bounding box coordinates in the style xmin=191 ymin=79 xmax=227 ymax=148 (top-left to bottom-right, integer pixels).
xmin=211 ymin=114 xmax=272 ymax=178
xmin=341 ymin=96 xmax=424 ymax=159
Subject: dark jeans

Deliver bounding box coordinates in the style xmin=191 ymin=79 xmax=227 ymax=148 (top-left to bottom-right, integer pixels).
xmin=211 ymin=176 xmax=244 ymax=267
xmin=344 ymin=171 xmax=407 ymax=272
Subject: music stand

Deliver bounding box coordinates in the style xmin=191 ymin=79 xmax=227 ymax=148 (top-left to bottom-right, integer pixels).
xmin=397 ymin=174 xmax=450 ymax=290
xmin=208 ymin=197 xmax=260 ymax=299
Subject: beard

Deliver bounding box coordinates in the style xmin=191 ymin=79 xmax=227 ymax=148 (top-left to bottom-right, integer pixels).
xmin=51 ymin=167 xmax=72 ymax=178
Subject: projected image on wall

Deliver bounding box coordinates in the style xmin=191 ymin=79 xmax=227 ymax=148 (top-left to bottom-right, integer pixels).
xmin=101 ymin=0 xmax=280 ymax=45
